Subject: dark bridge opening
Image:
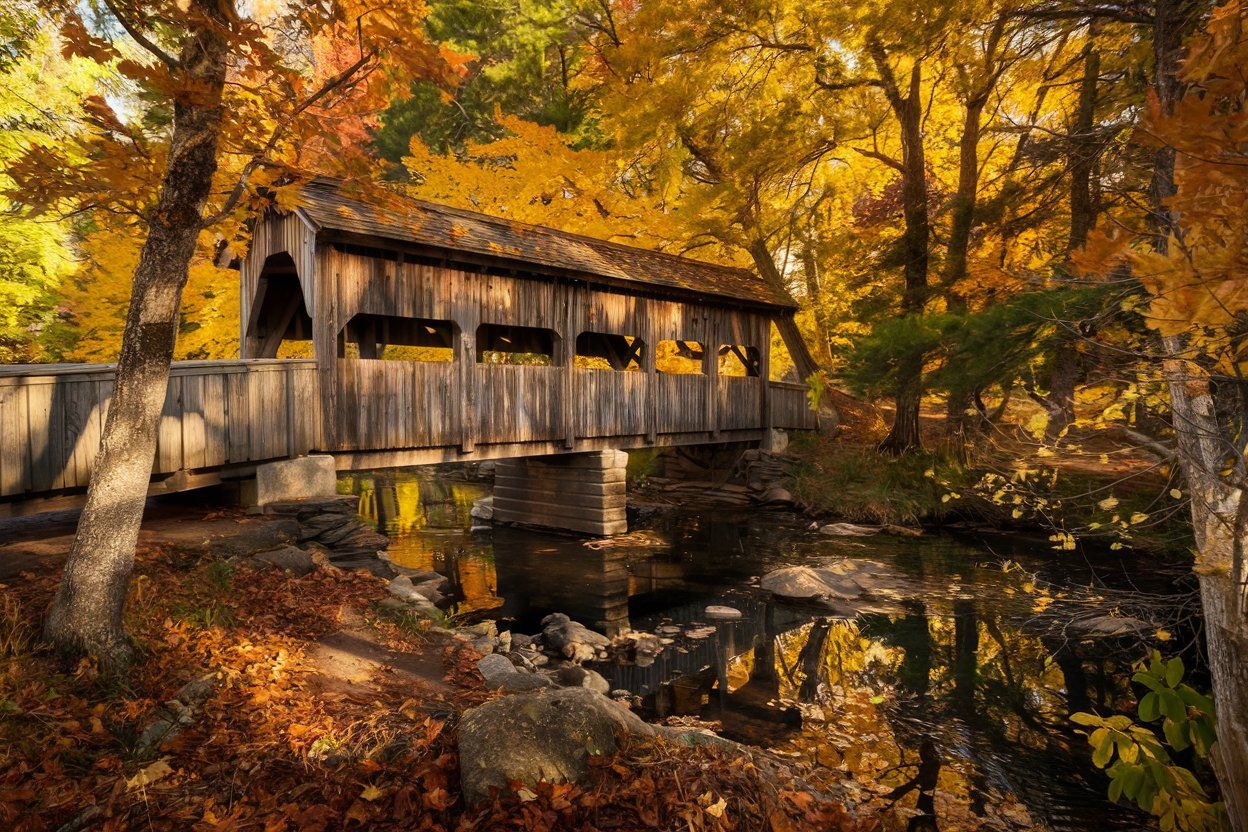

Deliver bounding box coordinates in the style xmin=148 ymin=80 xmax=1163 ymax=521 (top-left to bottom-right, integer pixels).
xmin=477 ymin=323 xmax=556 ymax=366
xmin=575 ymin=331 xmax=643 ymax=371
xmin=339 ymin=313 xmax=456 ymax=362
xmin=247 ymin=253 xmax=313 ymax=358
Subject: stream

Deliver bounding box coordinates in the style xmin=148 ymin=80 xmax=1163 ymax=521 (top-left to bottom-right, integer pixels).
xmin=342 ymin=466 xmax=1201 ymax=831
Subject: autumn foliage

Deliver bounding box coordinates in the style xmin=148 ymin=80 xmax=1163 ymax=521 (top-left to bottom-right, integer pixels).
xmin=0 ymin=535 xmax=862 ymax=832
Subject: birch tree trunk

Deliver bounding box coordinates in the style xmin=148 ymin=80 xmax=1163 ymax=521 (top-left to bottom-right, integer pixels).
xmin=1161 ymin=344 xmax=1248 ymax=826
xmin=1149 ymin=0 xmax=1248 ymax=820
xmin=42 ymin=10 xmax=230 ymax=667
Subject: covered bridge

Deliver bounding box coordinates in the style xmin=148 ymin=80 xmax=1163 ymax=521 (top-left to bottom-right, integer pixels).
xmin=0 ymin=179 xmax=817 ymax=529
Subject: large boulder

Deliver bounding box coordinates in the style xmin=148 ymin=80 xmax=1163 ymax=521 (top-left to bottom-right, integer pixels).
xmin=476 ymin=654 xmax=551 ymax=693
xmin=555 ymin=665 xmax=611 ymax=695
xmin=209 ymin=518 xmax=301 ymax=558
xmin=387 ymin=576 xmax=441 ymax=617
xmin=457 ymin=687 xmax=656 ymax=804
xmin=471 ymin=496 xmax=494 ymax=521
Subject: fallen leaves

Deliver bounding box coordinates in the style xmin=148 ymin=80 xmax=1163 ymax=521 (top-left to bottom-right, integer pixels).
xmin=126 ymin=759 xmax=174 ymax=791
xmin=0 ymin=543 xmax=861 ymax=832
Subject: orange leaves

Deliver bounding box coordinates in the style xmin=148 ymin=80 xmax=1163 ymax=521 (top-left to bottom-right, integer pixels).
xmin=1069 ymin=229 xmax=1132 ymax=281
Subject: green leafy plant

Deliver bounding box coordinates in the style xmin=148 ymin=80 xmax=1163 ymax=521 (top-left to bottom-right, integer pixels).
xmin=804 ymin=370 xmax=828 ymax=412
xmin=1073 ymin=652 xmax=1226 ymax=831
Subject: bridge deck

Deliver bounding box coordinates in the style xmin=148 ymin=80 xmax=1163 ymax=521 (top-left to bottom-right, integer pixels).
xmin=0 ymin=358 xmax=815 ymax=508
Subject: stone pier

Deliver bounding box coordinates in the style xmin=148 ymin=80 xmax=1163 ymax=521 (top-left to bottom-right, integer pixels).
xmin=492 ymin=450 xmax=628 ymax=537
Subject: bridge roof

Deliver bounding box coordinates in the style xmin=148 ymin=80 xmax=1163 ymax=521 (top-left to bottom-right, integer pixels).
xmin=294 ymin=179 xmax=795 ymax=310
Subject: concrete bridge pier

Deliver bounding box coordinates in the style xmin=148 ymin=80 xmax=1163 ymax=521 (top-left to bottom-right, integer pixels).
xmin=491 ymin=450 xmax=628 ymax=537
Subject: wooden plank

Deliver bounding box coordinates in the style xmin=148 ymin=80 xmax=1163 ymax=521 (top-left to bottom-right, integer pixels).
xmin=226 ymin=370 xmax=251 ymax=463
xmin=25 ymin=380 xmax=65 ymax=492
xmin=155 ymin=375 xmax=183 ymax=473
xmin=704 ymin=313 xmax=718 ymax=437
xmin=561 ymin=286 xmax=576 ymax=448
xmin=61 ymin=379 xmax=98 ymax=488
xmin=758 ymin=315 xmax=772 ymax=429
xmin=0 ymin=384 xmax=30 ymax=496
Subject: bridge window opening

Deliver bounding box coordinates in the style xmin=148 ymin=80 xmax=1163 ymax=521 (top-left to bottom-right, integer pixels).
xmin=477 ymin=323 xmax=556 ymax=366
xmin=575 ymin=332 xmax=643 ymax=371
xmin=338 ymin=313 xmax=455 ymax=362
xmin=769 ymin=322 xmax=797 ymax=381
xmin=717 ymin=344 xmax=761 ymax=377
xmin=246 ymin=257 xmax=314 ymax=359
xmin=655 ymin=339 xmax=705 ymax=374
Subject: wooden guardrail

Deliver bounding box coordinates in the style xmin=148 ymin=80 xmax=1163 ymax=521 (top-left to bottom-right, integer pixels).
xmin=0 ymin=359 xmax=320 ymax=499
xmin=0 ymin=358 xmax=816 ymax=503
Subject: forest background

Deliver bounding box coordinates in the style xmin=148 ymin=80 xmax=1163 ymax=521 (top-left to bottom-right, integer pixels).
xmin=2 ymin=0 xmax=1247 ymax=827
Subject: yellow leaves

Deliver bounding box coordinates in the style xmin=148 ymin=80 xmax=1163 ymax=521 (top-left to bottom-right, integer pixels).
xmin=127 ymin=759 xmax=174 ymax=791
xmin=1048 ymin=531 xmax=1077 ymax=551
xmin=360 ymin=784 xmax=385 ymax=801
xmin=1024 ymin=412 xmax=1049 ymax=439
xmin=700 ymin=791 xmax=728 ymax=818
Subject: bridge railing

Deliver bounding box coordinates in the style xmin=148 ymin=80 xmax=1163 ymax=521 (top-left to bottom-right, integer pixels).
xmin=768 ymin=381 xmax=819 ymax=431
xmin=0 ymin=359 xmax=319 ymax=500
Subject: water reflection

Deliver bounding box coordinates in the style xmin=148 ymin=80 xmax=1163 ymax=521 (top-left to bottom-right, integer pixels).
xmin=346 ymin=468 xmax=1169 ymax=830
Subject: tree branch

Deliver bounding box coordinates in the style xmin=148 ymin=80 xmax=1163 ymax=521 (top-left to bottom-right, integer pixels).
xmin=102 ymin=0 xmax=179 ymax=68
xmin=205 ymin=47 xmax=378 ymax=226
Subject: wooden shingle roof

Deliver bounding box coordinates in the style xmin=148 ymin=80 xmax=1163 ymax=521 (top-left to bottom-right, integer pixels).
xmin=294 ymin=179 xmax=795 ymax=310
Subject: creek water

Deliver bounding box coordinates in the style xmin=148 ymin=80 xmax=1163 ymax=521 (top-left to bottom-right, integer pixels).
xmin=342 ymin=467 xmax=1199 ymax=831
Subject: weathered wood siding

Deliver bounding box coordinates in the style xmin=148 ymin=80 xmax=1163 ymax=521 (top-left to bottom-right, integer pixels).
xmin=0 ymin=360 xmax=320 ymax=499
xmin=313 ymin=246 xmax=799 ymax=451
xmin=0 ymin=227 xmax=817 ymax=505
xmin=769 ymin=382 xmax=819 ymax=430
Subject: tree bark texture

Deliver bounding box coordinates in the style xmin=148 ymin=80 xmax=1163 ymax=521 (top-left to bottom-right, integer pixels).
xmin=746 ymin=236 xmax=820 ymax=380
xmin=1150 ymin=0 xmax=1248 ymax=820
xmin=943 ymin=95 xmax=988 ymax=438
xmin=43 ymin=10 xmax=230 ymax=667
xmin=1162 ymin=341 xmax=1248 ymax=826
xmin=874 ymin=52 xmax=929 ymax=454
xmin=1045 ymin=37 xmax=1100 ymax=439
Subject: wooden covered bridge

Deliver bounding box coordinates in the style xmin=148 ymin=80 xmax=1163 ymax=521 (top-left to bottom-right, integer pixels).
xmin=0 ymin=179 xmax=817 ymax=530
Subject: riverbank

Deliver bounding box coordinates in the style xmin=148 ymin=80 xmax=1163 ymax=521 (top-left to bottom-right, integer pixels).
xmin=0 ymin=507 xmax=860 ymax=831
xmin=782 ymin=426 xmax=1191 ymax=556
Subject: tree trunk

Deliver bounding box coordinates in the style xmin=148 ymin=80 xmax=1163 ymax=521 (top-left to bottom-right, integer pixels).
xmin=1068 ymin=37 xmax=1101 ymax=254
xmin=799 ymin=227 xmax=833 ymax=364
xmin=1044 ymin=342 xmax=1080 ymax=440
xmin=1044 ymin=35 xmax=1100 ymax=438
xmin=878 ymin=56 xmax=929 ymax=454
xmin=1162 ymin=341 xmax=1248 ymax=825
xmin=42 ymin=14 xmax=229 ymax=668
xmin=943 ymin=94 xmax=988 ymax=440
xmin=1150 ymin=0 xmax=1248 ymax=821
xmin=746 ymin=236 xmax=819 ymax=380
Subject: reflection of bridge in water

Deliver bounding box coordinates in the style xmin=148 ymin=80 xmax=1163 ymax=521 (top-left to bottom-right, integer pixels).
xmin=354 ymin=470 xmax=1152 ymax=830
